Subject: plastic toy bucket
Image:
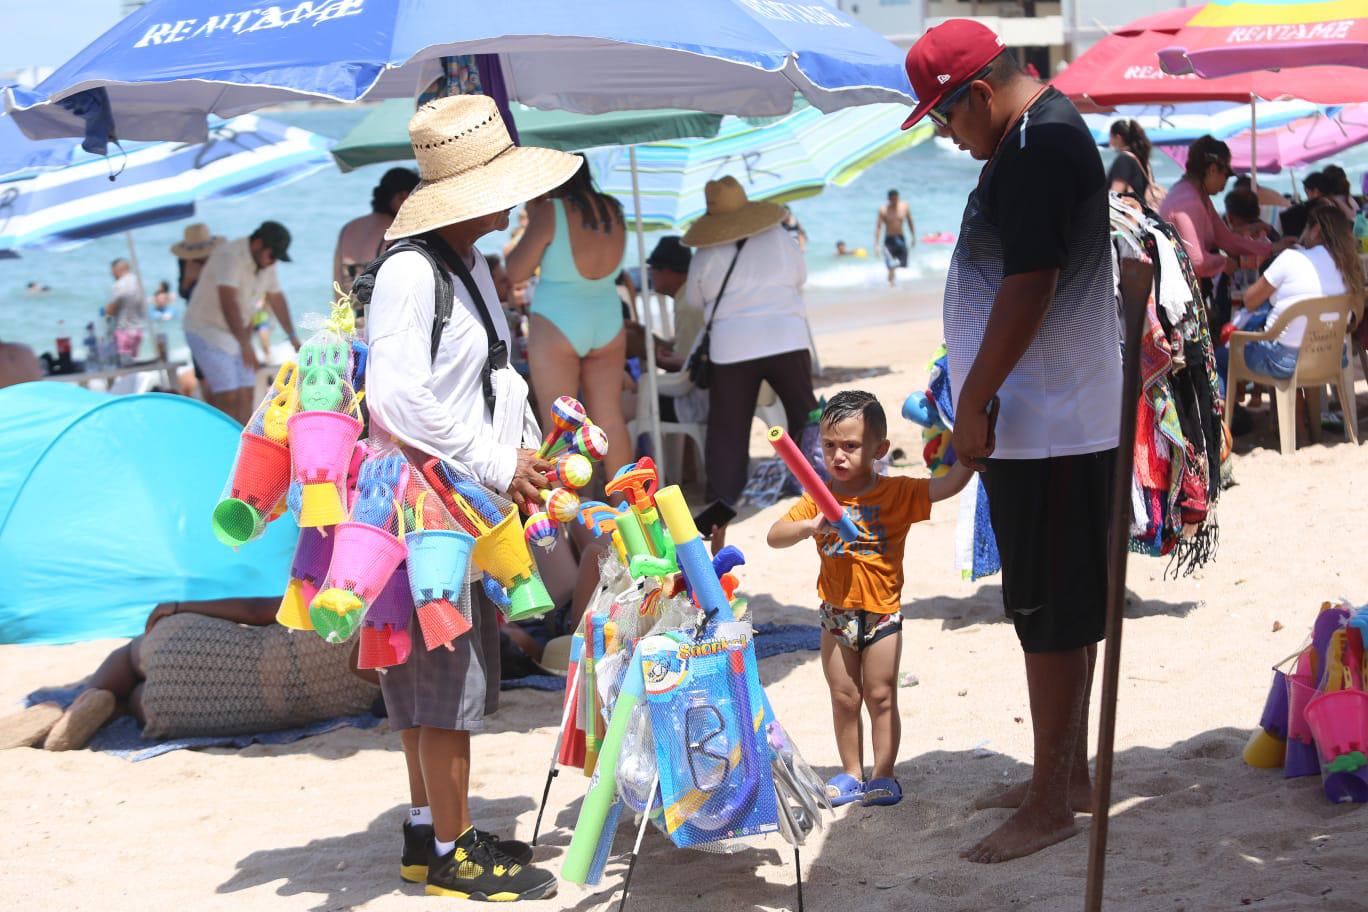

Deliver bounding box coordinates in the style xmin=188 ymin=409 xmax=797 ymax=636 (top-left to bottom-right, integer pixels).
xmin=472 ymin=510 xmax=552 ymax=621
xmin=1241 ymin=729 xmax=1286 ymax=769
xmin=417 ymin=598 xmax=472 ymax=651
xmin=287 ymin=411 xmax=362 ymax=527
xmin=212 ymin=433 xmax=292 ymax=546
xmin=358 ymin=623 xmax=411 ymax=670
xmin=1304 ymin=689 xmax=1368 ymax=765
xmin=366 ymin=563 xmax=415 ymax=628
xmin=405 ymin=529 xmax=475 ymax=605
xmin=1258 ymin=669 xmax=1290 ymax=738
xmin=1322 ymin=767 xmax=1368 ymax=804
xmin=323 ymin=521 xmax=409 ymax=605
xmin=277 ymin=527 xmax=334 ymax=630
xmin=1287 ymin=671 xmax=1318 ymax=744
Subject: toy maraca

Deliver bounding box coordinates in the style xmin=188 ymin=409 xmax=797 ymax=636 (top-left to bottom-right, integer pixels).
xmin=571 ymin=422 xmax=609 ymax=462
xmin=543 ymin=487 xmax=582 ymax=524
xmin=524 ymin=511 xmax=559 ymax=550
xmin=535 ymin=396 xmax=587 ymax=459
xmin=546 ymin=453 xmax=593 ymax=490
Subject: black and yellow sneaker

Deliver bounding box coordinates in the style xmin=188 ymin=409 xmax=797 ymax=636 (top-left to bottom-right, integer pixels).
xmin=472 ymin=829 xmax=534 ymax=867
xmin=400 ymin=820 xmax=434 ymax=884
xmin=426 ymin=828 xmax=557 ymax=902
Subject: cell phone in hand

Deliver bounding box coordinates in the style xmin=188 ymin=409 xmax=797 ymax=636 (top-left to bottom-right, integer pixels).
xmin=692 ymin=500 xmax=737 ymax=540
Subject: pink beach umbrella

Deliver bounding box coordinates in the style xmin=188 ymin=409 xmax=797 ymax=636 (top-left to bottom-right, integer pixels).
xmin=1161 ymin=104 xmax=1368 ymax=174
xmin=1158 ymin=0 xmax=1368 ymax=78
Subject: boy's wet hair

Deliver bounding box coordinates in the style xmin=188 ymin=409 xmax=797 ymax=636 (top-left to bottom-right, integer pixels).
xmin=821 ymin=390 xmax=887 ymax=441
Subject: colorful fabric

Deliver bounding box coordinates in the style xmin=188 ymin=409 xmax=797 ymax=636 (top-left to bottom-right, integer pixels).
xmin=818 ymin=602 xmax=902 ymax=651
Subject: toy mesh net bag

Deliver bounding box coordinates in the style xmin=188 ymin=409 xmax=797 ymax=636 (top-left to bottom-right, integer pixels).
xmin=211 ymin=360 xmax=302 ymax=548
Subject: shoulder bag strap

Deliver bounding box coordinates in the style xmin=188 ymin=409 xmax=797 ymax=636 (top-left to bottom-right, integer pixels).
xmin=417 ymin=233 xmax=506 ymax=415
xmin=701 ymin=237 xmax=748 ymax=337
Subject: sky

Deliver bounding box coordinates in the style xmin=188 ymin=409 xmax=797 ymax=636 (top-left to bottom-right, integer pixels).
xmin=0 ymin=0 xmax=121 ymax=74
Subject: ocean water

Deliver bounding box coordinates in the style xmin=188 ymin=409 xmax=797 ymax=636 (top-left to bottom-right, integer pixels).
xmin=0 ymin=104 xmax=1331 ymax=357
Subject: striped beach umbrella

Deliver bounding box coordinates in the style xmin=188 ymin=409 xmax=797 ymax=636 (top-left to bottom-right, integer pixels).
xmin=589 ymin=104 xmax=934 ymax=231
xmin=0 ymin=113 xmax=333 ymax=253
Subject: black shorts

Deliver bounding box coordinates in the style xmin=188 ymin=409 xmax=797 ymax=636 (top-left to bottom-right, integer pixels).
xmin=981 ymin=449 xmax=1115 ymax=654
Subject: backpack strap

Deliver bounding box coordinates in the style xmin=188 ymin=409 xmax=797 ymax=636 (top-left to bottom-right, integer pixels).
xmin=352 ymin=240 xmax=453 ymax=363
xmin=416 ymin=232 xmax=507 ymax=416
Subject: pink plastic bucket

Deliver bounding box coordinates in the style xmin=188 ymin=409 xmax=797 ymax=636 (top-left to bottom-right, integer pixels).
xmin=287 ymin=411 xmax=362 ymax=486
xmin=323 ymin=521 xmax=408 ymax=604
xmin=1304 ymin=689 xmax=1368 ymax=765
xmin=1287 ymin=670 xmax=1318 ymax=745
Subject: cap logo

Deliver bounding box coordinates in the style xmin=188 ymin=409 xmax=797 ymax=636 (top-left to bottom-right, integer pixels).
xmin=937 ymin=74 xmax=951 ymax=84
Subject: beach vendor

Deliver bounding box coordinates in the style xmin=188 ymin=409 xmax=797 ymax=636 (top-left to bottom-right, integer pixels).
xmin=682 ymin=177 xmax=817 ymax=550
xmin=902 ymin=20 xmax=1121 ymax=862
xmin=363 ymin=95 xmax=578 ymax=902
xmin=182 ymin=221 xmax=301 ymax=424
xmin=768 ymin=391 xmax=969 ymax=809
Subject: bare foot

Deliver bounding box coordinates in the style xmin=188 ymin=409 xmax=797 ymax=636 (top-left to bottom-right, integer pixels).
xmin=960 ymin=806 xmax=1080 ymax=863
xmin=0 ymin=702 xmax=63 ymax=749
xmin=974 ymin=779 xmax=1095 ymax=814
xmin=43 ymin=689 xmax=116 ymax=751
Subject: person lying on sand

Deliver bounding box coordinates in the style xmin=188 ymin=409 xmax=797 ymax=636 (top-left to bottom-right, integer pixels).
xmin=0 ymin=597 xmax=378 ymax=751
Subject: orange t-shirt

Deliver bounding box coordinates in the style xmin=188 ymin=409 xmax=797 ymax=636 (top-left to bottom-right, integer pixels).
xmin=783 ymin=475 xmax=931 ymax=614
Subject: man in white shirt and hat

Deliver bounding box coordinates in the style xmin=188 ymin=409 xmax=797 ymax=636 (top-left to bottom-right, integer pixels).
xmin=363 ymin=95 xmax=579 ymax=902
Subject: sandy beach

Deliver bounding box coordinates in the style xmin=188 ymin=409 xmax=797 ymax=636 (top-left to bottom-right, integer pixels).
xmin=2 ymin=290 xmax=1366 ymax=912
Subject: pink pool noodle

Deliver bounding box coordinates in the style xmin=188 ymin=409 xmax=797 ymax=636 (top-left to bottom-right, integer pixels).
xmin=767 ymin=426 xmax=860 ymax=542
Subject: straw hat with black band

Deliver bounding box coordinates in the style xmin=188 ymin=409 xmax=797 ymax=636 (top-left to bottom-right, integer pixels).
xmin=170 ymin=223 xmax=223 ymax=260
xmin=386 ymin=96 xmax=581 ymax=241
xmin=682 ymin=176 xmax=787 ymax=248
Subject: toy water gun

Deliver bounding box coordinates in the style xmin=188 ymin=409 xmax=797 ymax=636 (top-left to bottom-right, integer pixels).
xmin=607 ymin=457 xmax=677 ymax=574
xmin=654 ymin=485 xmax=737 ymax=623
xmin=577 ymin=500 xmax=628 ymax=564
xmin=765 ymin=427 xmax=860 ymax=543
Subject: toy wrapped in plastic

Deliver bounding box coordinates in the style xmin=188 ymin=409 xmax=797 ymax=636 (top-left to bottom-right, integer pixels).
xmin=307 ymin=450 xmax=410 ymax=644
xmin=286 ymin=302 xmax=365 ymax=528
xmin=399 ymin=460 xmax=477 ymax=655
xmin=211 ymin=361 xmax=299 ymax=547
xmin=418 ymin=457 xmax=554 ymax=622
xmin=1305 ymin=612 xmax=1368 ymax=803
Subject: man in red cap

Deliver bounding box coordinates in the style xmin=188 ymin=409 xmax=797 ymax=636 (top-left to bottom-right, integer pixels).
xmin=902 ymin=21 xmax=1121 ymax=863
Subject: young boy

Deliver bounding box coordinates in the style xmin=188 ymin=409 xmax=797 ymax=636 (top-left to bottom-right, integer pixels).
xmin=768 ymin=390 xmax=970 ymax=808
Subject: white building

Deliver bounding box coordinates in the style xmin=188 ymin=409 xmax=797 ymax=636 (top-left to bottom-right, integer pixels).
xmin=832 ymin=0 xmax=1195 ymax=69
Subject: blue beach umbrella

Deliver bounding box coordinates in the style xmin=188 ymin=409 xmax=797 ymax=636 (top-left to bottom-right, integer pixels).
xmin=590 ymin=103 xmax=934 ymax=231
xmin=0 ymin=113 xmax=333 ymax=253
xmin=7 ymin=0 xmax=914 ymax=146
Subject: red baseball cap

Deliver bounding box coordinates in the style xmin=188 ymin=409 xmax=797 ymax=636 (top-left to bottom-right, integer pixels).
xmin=901 ymin=20 xmax=1006 ymax=130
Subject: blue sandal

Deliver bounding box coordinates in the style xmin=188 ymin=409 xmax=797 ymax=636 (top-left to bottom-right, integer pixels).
xmin=862 ymin=777 xmax=902 ymax=806
xmin=825 ymin=773 xmax=865 ymax=807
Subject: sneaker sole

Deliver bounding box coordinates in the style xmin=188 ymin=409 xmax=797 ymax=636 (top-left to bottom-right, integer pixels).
xmin=400 ymin=864 xmax=428 ymax=883
xmin=424 ymin=879 xmax=558 ymax=902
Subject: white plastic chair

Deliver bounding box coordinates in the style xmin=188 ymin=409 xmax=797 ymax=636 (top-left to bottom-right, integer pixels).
xmin=1225 ymin=294 xmax=1360 ymax=454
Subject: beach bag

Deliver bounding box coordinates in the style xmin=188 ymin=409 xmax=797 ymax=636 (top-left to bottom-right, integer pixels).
xmin=687 ymin=239 xmax=746 ymax=390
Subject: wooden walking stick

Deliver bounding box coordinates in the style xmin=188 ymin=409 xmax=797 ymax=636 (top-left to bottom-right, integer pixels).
xmin=1084 ymin=256 xmax=1154 ymax=912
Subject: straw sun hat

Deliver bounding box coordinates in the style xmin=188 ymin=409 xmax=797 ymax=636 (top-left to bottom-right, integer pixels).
xmin=681 ymin=176 xmax=786 ymax=248
xmin=386 ymin=96 xmax=581 ymax=240
xmin=170 ymin=222 xmax=223 ymax=260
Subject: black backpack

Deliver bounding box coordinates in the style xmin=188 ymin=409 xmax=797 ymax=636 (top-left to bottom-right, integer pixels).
xmin=349 ymin=233 xmax=507 ymax=414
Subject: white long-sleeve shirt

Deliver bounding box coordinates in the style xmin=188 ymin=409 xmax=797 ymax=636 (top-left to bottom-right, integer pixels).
xmin=684 ymin=224 xmax=808 ymax=365
xmin=365 ymin=248 xmax=517 ymax=492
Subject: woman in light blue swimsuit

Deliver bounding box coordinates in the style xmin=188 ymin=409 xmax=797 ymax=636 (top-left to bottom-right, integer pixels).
xmin=507 ymin=157 xmax=631 ymax=466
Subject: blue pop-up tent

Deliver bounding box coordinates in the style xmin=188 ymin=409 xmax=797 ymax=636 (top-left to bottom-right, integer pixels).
xmin=0 ymin=383 xmax=293 ymax=644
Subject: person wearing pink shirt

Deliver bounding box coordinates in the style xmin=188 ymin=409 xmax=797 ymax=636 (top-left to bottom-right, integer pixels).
xmin=1159 ymin=136 xmax=1294 ymax=284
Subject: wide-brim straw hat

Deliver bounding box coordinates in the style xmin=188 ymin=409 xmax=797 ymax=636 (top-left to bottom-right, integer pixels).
xmin=387 ymin=96 xmax=581 ymax=240
xmin=682 ymin=176 xmax=787 ymax=248
xmin=170 ymin=222 xmax=223 ymax=260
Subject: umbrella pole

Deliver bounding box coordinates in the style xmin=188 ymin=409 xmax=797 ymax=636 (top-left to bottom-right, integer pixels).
xmin=124 ymin=230 xmax=147 ymax=302
xmin=628 ymin=145 xmax=664 ymax=465
xmin=1249 ymin=94 xmax=1259 ymax=191
xmin=1083 ymin=257 xmax=1153 ymax=912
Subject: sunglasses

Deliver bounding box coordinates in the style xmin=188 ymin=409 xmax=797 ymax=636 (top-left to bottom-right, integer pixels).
xmin=928 ymin=66 xmax=993 ymax=128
